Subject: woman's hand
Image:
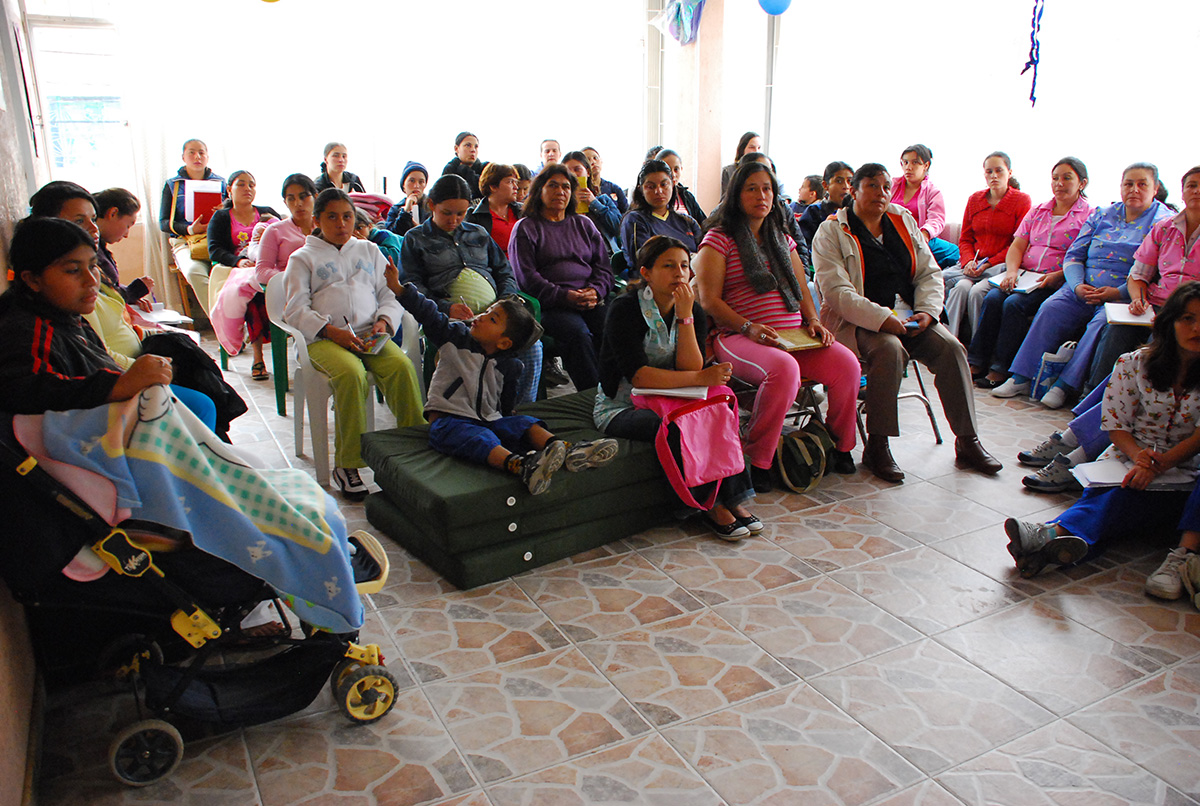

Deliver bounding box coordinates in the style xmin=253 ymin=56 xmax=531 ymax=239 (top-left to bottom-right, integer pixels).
xmin=806 ymin=319 xmax=835 ymax=346
xmin=1036 ymin=270 xmax=1064 ymax=291
xmin=999 ymin=269 xmax=1020 ymax=292
xmin=920 ymin=229 xmax=932 ymax=242
xmin=961 ymin=258 xmax=978 ymax=274
xmin=372 ymin=318 xmax=391 ymax=336
xmin=1122 ymin=462 xmax=1159 ymax=490
xmin=744 ymin=321 xmax=781 ymax=347
xmin=236 ymin=257 xmax=254 ymax=268
xmin=672 ymin=281 xmax=695 ymax=313
xmin=1075 ymin=283 xmax=1096 ymax=301
xmin=963 ymin=259 xmax=988 ymax=279
xmin=384 ymin=260 xmax=402 ymax=297
xmin=699 ymin=362 xmax=734 ymax=386
xmin=188 ymin=216 xmax=209 ymax=235
xmin=1083 ymin=285 xmax=1119 ymax=305
xmin=1129 ymin=296 xmax=1151 ymax=316
xmin=448 ymin=303 xmax=474 ymax=320
xmin=404 ymin=193 xmax=421 ymax=212
xmin=109 ymin=354 xmax=172 ymax=401
xmin=574 ymin=186 xmax=596 ymax=207
xmin=325 ymin=324 xmax=365 ymax=352
xmin=566 ymin=288 xmax=598 ymax=310
xmin=136 ymin=297 xmax=154 ymax=312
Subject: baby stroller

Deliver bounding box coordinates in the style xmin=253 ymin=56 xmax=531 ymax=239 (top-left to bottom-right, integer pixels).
xmin=0 ymin=417 xmax=398 ymax=788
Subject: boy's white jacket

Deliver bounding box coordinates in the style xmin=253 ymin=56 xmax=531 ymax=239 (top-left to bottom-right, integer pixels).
xmin=281 ymin=235 xmax=403 ymax=343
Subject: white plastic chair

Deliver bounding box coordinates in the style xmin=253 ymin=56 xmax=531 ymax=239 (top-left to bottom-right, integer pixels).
xmin=265 ymin=274 xmax=423 ymax=486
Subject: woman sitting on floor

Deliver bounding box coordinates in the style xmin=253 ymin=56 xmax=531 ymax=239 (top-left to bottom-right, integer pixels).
xmin=596 ymin=236 xmax=759 ymax=540
xmin=1004 ymin=282 xmax=1200 ymax=594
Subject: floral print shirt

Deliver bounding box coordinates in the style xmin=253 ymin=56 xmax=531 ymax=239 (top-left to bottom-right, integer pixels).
xmin=1101 ymin=348 xmax=1200 ymax=469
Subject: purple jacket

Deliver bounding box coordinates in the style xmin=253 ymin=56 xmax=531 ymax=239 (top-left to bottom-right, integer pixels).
xmin=507 ymin=214 xmax=614 ymax=309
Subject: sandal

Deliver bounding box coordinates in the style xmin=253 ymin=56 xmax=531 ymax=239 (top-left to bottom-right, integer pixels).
xmin=251 ymin=361 xmax=270 ymax=381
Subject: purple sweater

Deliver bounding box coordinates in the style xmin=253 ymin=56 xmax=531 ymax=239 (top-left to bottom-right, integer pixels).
xmin=507 ymin=214 xmax=614 ymax=309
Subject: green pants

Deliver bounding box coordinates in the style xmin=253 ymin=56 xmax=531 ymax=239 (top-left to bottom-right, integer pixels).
xmin=308 ymin=338 xmax=424 ymax=468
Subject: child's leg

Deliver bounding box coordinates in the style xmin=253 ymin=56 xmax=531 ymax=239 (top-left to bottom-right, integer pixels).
xmin=362 ymin=341 xmax=425 ymax=428
xmin=429 ymin=417 xmax=504 ymax=465
xmin=308 ymin=340 xmax=370 ymax=468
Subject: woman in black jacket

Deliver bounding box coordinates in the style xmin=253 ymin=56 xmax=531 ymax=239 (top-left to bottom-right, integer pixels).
xmin=207 ymin=170 xmax=280 ymax=379
xmin=441 ymin=131 xmax=488 ymax=199
xmin=653 ymin=149 xmax=707 ymax=225
xmin=314 ymin=142 xmax=366 ymax=192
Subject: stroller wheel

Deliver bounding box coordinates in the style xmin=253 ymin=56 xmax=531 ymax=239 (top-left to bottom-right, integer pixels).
xmin=109 ymin=719 xmax=183 ymax=786
xmin=336 ymin=665 xmax=398 ymax=724
xmin=330 ymin=658 xmax=362 ymax=698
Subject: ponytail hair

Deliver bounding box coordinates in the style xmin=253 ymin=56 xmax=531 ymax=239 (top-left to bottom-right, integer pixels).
xmin=985 ymin=151 xmax=1020 ymax=190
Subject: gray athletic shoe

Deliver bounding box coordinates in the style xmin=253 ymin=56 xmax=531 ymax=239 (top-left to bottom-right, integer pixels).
xmin=1022 ymin=454 xmax=1082 ymax=493
xmin=1146 ymin=547 xmax=1191 ymax=600
xmin=519 ymin=441 xmax=567 ymax=495
xmin=1018 ymin=431 xmax=1066 ymax=467
xmin=1004 ymin=517 xmax=1088 ymax=578
xmin=564 ymin=438 xmax=619 ymax=472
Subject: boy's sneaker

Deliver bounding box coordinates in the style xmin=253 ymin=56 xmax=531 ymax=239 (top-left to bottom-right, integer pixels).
xmin=1004 ymin=518 xmax=1087 ymax=578
xmin=1022 ymin=453 xmax=1082 ymax=493
xmin=1182 ymin=554 xmax=1200 ymax=610
xmin=564 ymin=439 xmax=619 ymax=472
xmin=518 ymin=441 xmax=567 ymax=495
xmin=333 ymin=467 xmax=368 ymax=500
xmin=1018 ymin=431 xmax=1066 ymax=467
xmin=1145 ymin=547 xmax=1191 ymax=600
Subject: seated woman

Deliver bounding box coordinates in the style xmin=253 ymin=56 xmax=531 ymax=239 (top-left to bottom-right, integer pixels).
xmin=993 ymin=162 xmax=1172 ymax=406
xmin=619 ymin=159 xmax=701 ymax=268
xmin=282 ymin=189 xmax=424 ymax=499
xmin=738 ymin=153 xmax=812 ymax=272
xmin=797 ymin=161 xmax=854 ymax=247
xmin=254 ymin=173 xmax=317 ymax=292
xmin=943 ymin=152 xmax=1031 ymax=340
xmin=442 ymin=132 xmax=487 ymax=199
xmin=402 ymin=175 xmax=542 ymax=403
xmin=513 ymin=164 xmax=533 ymax=204
xmin=314 ymin=142 xmax=366 ymax=193
xmin=596 ymin=236 xmax=759 ymax=539
xmin=582 ymin=147 xmax=628 ymax=214
xmin=0 ymin=216 xmax=369 ymax=635
xmin=207 ymin=170 xmax=281 ymax=380
xmin=1004 ymin=282 xmax=1200 ymax=587
xmin=383 ymin=161 xmax=430 ymax=236
xmin=508 ymin=164 xmax=614 ymax=391
xmin=466 ymin=162 xmax=523 ymax=253
xmin=157 ymin=138 xmax=226 ymax=316
xmin=696 ymin=161 xmax=861 ymax=492
xmin=719 ymin=131 xmax=763 ymax=198
xmin=653 ymin=149 xmax=707 ymax=224
xmin=1083 ymin=165 xmax=1200 ymax=395
xmin=969 ymin=157 xmax=1092 ymax=388
xmin=813 ymin=163 xmax=1002 ymax=482
xmin=92 ymin=188 xmax=153 ymax=310
xmin=888 ymin=144 xmax=958 ymax=267
xmin=561 ymin=150 xmax=622 ymax=255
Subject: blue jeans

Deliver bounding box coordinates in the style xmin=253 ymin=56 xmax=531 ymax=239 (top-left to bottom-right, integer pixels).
xmin=968 ymin=284 xmax=1054 ymax=373
xmin=428 ymin=414 xmax=542 ymax=465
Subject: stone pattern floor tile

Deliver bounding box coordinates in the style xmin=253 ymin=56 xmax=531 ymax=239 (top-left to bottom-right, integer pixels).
xmin=379 ymin=580 xmax=569 ymax=682
xmin=486 ymin=734 xmax=724 ymax=806
xmin=810 ymin=639 xmax=1054 ymax=774
xmin=936 ymin=720 xmax=1197 ymax=805
xmin=714 ymin=576 xmax=922 ymax=678
xmin=514 ymin=552 xmax=703 ymax=642
xmin=1068 ymin=659 xmax=1200 ymax=800
xmin=663 ymin=684 xmax=923 ymax=805
xmin=577 ymin=610 xmax=797 ymax=726
xmin=424 ymin=647 xmax=650 ymax=784
xmin=47 ymin=345 xmax=1200 ymax=806
xmin=830 ymin=546 xmax=1026 ymax=635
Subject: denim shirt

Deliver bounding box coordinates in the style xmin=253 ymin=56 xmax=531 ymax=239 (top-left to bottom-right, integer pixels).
xmin=1062 ymin=201 xmax=1172 ymax=298
xmin=398 ymin=218 xmax=518 ymax=314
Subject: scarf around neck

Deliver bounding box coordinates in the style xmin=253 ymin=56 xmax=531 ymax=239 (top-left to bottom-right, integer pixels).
xmin=729 ymin=220 xmax=803 ymax=312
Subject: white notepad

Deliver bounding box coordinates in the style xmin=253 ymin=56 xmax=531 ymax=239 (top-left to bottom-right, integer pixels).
xmin=1104 ymin=302 xmax=1154 ymax=327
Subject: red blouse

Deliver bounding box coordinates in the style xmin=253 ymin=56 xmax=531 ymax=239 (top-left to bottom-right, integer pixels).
xmin=958 ymin=188 xmax=1032 ymax=267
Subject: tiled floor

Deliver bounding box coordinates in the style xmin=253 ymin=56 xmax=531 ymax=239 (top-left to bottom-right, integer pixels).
xmin=36 ymin=340 xmax=1200 ymax=805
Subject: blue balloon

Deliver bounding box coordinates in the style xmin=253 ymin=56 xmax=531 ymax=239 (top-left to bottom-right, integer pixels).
xmin=758 ymin=0 xmax=791 ymax=13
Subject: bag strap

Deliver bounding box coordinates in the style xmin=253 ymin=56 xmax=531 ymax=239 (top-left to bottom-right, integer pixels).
xmin=652 ymin=394 xmax=735 ymax=511
xmin=660 ymin=393 xmax=736 ymax=427
xmin=170 ymin=179 xmax=181 ymax=236
xmin=776 ymin=431 xmax=826 ymax=493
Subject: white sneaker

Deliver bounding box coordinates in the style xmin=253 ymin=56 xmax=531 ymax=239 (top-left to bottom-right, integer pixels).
xmin=1145 ymin=547 xmax=1191 ymax=600
xmin=1040 ymin=386 xmax=1068 ymax=409
xmin=333 ymin=467 xmax=368 ymax=500
xmin=992 ymin=378 xmax=1030 ymax=398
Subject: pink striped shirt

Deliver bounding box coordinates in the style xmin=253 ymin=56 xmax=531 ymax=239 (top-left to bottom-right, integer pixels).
xmin=701 ymin=228 xmax=804 ymax=333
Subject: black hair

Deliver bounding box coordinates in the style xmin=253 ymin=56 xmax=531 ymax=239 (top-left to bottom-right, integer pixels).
xmin=8 ymin=216 xmax=96 ymax=289
xmin=900 ymin=144 xmax=933 ymax=164
xmin=221 ymin=170 xmax=254 ymax=209
xmin=92 ymin=187 xmax=140 ymax=218
xmin=801 ymin=175 xmax=823 ymax=196
xmin=521 ymin=164 xmax=577 ymax=220
xmin=1052 ymin=157 xmax=1089 ymax=197
xmin=494 ymin=295 xmax=540 ymax=352
xmin=705 ymin=161 xmax=785 ymax=236
xmin=181 ymin=138 xmax=206 ymax=152
xmin=1182 ymin=166 xmax=1200 ymax=189
xmin=29 ymin=181 xmax=94 ymax=218
xmin=281 ymin=172 xmax=318 ymax=199
xmin=513 ymin=164 xmax=533 ymax=181
xmin=635 ymin=235 xmax=689 ymax=272
xmin=428 ymin=174 xmax=473 ymax=205
xmin=1155 ymin=180 xmax=1179 ymax=212
xmin=312 ymin=188 xmax=354 ymax=237
xmin=822 ymin=161 xmax=854 ymax=184
xmin=985 ymin=151 xmax=1020 ymax=190
xmin=734 ymin=131 xmax=760 ymax=161
xmin=1145 ymin=281 xmax=1200 ymax=391
xmin=455 ymin=131 xmax=477 ymax=147
xmin=354 ymin=208 xmax=373 ymax=230
xmin=561 ymin=150 xmax=590 ymax=169
xmin=851 ymin=163 xmax=890 ymax=191
xmin=738 ymin=152 xmax=776 ymax=174
xmin=630 ymin=159 xmax=678 ymax=211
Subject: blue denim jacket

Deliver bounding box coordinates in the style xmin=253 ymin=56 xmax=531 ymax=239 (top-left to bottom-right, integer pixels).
xmin=398 ymin=218 xmax=518 ymax=314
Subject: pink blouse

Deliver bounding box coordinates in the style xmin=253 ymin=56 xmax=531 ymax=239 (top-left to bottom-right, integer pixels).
xmin=1013 ymin=196 xmax=1092 ymax=273
xmin=1130 ymin=211 xmax=1200 ymax=307
xmin=255 ymin=218 xmax=309 ymax=287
